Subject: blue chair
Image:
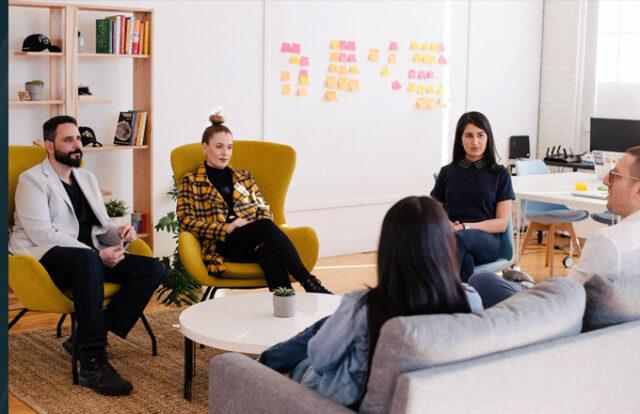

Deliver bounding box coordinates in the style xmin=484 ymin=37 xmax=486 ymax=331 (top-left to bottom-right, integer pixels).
xmin=474 ymin=216 xmax=514 ymax=273
xmin=516 ymin=160 xmax=589 ymax=276
xmin=591 ymin=211 xmax=619 ymax=226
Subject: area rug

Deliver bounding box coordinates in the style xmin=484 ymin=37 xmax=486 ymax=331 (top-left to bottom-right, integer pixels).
xmin=9 ymin=309 xmax=241 ymax=414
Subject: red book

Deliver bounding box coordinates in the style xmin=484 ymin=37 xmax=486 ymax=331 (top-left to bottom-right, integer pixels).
xmin=119 ymin=15 xmax=125 ymax=54
xmin=132 ymin=19 xmax=140 ymax=55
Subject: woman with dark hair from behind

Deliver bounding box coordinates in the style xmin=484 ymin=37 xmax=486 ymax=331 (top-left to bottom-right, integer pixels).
xmin=431 ymin=111 xmax=520 ymax=282
xmin=257 ymin=196 xmax=483 ymax=408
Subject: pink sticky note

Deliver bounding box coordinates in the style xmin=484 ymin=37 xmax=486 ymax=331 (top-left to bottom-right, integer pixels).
xmin=281 ymin=42 xmax=292 ymax=53
xmin=408 ymin=69 xmax=416 ymax=79
xmin=389 ymin=41 xmax=399 ymax=51
xmin=300 ymin=56 xmax=309 ymax=66
xmin=299 ymin=69 xmax=308 ymax=78
xmin=291 ymin=43 xmax=301 ymax=53
xmin=391 ymin=80 xmax=402 ymax=90
xmin=338 ymin=52 xmax=347 ymax=62
xmin=427 ymin=71 xmax=435 ymax=79
xmin=339 ymin=40 xmax=348 ymax=50
xmin=347 ymin=54 xmax=356 ymax=63
xmin=438 ymin=43 xmax=445 ymax=52
xmin=418 ymin=71 xmax=427 ymax=79
xmin=438 ymin=55 xmax=447 ymax=64
xmin=347 ymin=41 xmax=356 ymax=51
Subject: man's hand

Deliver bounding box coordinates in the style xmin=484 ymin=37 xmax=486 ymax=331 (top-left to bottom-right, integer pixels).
xmin=227 ymin=218 xmax=249 ymax=234
xmin=99 ymin=243 xmax=126 ymax=268
xmin=118 ymin=225 xmax=137 ymax=243
xmin=451 ymin=221 xmax=464 ymax=232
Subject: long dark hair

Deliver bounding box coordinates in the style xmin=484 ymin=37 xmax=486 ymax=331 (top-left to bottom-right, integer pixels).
xmin=452 ymin=111 xmax=502 ymax=170
xmin=363 ymin=196 xmax=471 ymax=367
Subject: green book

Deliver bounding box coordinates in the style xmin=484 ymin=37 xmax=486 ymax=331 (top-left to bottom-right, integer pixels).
xmin=96 ymin=19 xmax=110 ymax=53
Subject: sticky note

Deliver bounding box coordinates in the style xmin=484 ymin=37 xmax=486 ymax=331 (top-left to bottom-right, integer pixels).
xmin=438 ymin=55 xmax=447 ymax=64
xmin=407 ymin=83 xmax=416 ymax=93
xmin=339 ymin=40 xmax=347 ymax=50
xmin=389 ymin=41 xmax=399 ymax=51
xmin=437 ymin=84 xmax=444 ymax=95
xmin=418 ymin=71 xmax=427 ymax=79
xmin=417 ymin=85 xmax=426 ymax=95
xmin=296 ymin=87 xmax=308 ymax=96
xmin=330 ymin=40 xmax=340 ymax=49
xmin=426 ymin=99 xmax=437 ymax=108
xmin=280 ymin=42 xmax=292 ymax=53
xmin=281 ymin=84 xmax=291 ymax=95
xmin=388 ymin=54 xmax=397 ymax=63
xmin=575 ymin=182 xmax=588 ymax=191
xmin=349 ymin=65 xmax=360 ymax=74
xmin=291 ymin=43 xmax=301 ymax=53
xmin=300 ymin=56 xmax=310 ymax=66
xmin=431 ymin=42 xmax=439 ymax=51
xmin=438 ymin=43 xmax=445 ymax=52
xmin=368 ymin=48 xmax=380 ymax=61
xmin=348 ymin=54 xmax=357 ymax=63
xmin=338 ymin=53 xmax=347 ymax=62
xmin=325 ymin=76 xmax=338 ymax=89
xmin=338 ymin=77 xmax=349 ymax=90
xmin=324 ymin=90 xmax=338 ymax=101
xmin=429 ymin=55 xmax=438 ymax=64
xmin=410 ymin=41 xmax=419 ymax=50
xmin=427 ymin=71 xmax=435 ymax=79
xmin=427 ymin=85 xmax=434 ymax=94
xmin=391 ymin=80 xmax=402 ymax=90
xmin=349 ymin=79 xmax=360 ymax=92
xmin=299 ymin=76 xmax=309 ymax=85
xmin=299 ymin=69 xmax=308 ymax=78
xmin=421 ymin=42 xmax=429 ymax=50
xmin=380 ymin=66 xmax=390 ymax=76
xmin=347 ymin=41 xmax=356 ymax=51
xmin=416 ymin=97 xmax=428 ymax=108
xmin=338 ymin=66 xmax=348 ymax=76
xmin=289 ymin=56 xmax=300 ymax=65
xmin=408 ymin=69 xmax=416 ymax=79
xmin=328 ymin=64 xmax=338 ymax=72
xmin=413 ymin=54 xmax=422 ymax=62
xmin=330 ymin=52 xmax=338 ymax=62
xmin=280 ymin=70 xmax=291 ymax=81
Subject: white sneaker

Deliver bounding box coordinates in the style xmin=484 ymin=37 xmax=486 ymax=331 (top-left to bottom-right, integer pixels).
xmin=503 ymin=269 xmax=535 ymax=288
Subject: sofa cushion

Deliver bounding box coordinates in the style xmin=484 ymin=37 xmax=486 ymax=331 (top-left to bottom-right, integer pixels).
xmin=359 ymin=278 xmax=585 ymax=414
xmin=583 ymin=274 xmax=640 ymax=331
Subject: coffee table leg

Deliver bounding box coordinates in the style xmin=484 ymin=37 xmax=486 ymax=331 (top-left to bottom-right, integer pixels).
xmin=184 ymin=337 xmax=194 ymax=401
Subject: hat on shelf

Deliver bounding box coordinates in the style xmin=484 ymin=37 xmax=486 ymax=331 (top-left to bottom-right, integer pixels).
xmin=21 ymin=34 xmax=62 ymax=53
xmin=79 ymin=126 xmax=103 ymax=147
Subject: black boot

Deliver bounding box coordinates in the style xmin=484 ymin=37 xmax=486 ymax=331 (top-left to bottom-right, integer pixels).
xmin=301 ymin=275 xmax=332 ymax=294
xmin=79 ymin=348 xmax=133 ymax=396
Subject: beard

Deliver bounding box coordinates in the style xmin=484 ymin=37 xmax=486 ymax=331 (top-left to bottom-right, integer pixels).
xmin=54 ymin=147 xmax=83 ymax=168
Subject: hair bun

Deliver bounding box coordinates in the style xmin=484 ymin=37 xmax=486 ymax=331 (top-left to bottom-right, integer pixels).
xmin=209 ymin=114 xmax=225 ymax=125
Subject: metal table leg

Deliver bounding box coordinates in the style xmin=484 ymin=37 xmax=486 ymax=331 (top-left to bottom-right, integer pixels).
xmin=184 ymin=337 xmax=194 ymax=401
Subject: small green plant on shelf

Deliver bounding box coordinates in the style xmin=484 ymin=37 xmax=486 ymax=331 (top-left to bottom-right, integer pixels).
xmin=273 ymin=287 xmax=295 ymax=297
xmin=104 ymin=199 xmax=128 ymax=217
xmin=25 ymin=79 xmax=44 ymax=86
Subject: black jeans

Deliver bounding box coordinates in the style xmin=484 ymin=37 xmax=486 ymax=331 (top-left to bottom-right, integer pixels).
xmin=455 ymin=229 xmax=502 ymax=282
xmin=217 ymin=219 xmax=312 ymax=291
xmin=467 ymin=271 xmax=527 ymax=308
xmin=40 ymin=246 xmax=165 ymax=350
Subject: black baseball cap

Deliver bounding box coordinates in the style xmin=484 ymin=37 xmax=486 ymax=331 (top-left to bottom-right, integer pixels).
xmin=22 ymin=34 xmax=62 ymax=53
xmin=79 ymin=126 xmax=103 ymax=147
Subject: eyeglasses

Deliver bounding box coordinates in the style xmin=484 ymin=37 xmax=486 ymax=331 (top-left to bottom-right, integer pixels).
xmin=609 ymin=170 xmax=640 ymax=183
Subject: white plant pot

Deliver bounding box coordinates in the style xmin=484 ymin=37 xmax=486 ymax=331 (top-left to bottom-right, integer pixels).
xmin=110 ymin=213 xmax=131 ymax=227
xmin=273 ymin=294 xmax=296 ymax=318
xmin=25 ymin=83 xmax=44 ymax=101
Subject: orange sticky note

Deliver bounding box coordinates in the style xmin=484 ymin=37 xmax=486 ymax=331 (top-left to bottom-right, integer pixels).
xmin=325 ymin=76 xmax=338 ymax=89
xmin=416 ymin=97 xmax=428 ymax=108
xmin=281 ymin=84 xmax=291 ymax=95
xmin=289 ymin=56 xmax=300 ymax=65
xmin=407 ymin=83 xmax=416 ymax=93
xmin=330 ymin=52 xmax=338 ymax=62
xmin=427 ymin=85 xmax=435 ymax=94
xmin=338 ymin=77 xmax=349 ymax=90
xmin=413 ymin=54 xmax=422 ymax=62
xmin=388 ymin=54 xmax=397 ymax=63
xmin=349 ymin=79 xmax=360 ymax=92
xmin=299 ymin=75 xmax=309 ymax=85
xmin=324 ymin=90 xmax=338 ymax=101
xmin=296 ymin=87 xmax=308 ymax=96
xmin=368 ymin=48 xmax=380 ymax=61
xmin=417 ymin=85 xmax=426 ymax=95
xmin=349 ymin=65 xmax=360 ymax=74
xmin=426 ymin=98 xmax=437 ymax=108
xmin=380 ymin=66 xmax=390 ymax=76
xmin=280 ymin=70 xmax=291 ymax=81
xmin=330 ymin=40 xmax=340 ymax=49
xmin=410 ymin=41 xmax=419 ymax=50
xmin=338 ymin=66 xmax=348 ymax=76
xmin=328 ymin=63 xmax=338 ymax=72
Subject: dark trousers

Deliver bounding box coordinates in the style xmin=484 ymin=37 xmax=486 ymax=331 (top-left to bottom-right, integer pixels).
xmin=40 ymin=246 xmax=165 ymax=350
xmin=467 ymin=271 xmax=527 ymax=308
xmin=217 ymin=219 xmax=312 ymax=291
xmin=455 ymin=229 xmax=502 ymax=282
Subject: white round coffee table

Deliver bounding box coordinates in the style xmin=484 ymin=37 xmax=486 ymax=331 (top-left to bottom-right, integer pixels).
xmin=179 ymin=292 xmax=342 ymax=400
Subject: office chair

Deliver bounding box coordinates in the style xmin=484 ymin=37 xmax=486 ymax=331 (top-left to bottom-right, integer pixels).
xmin=590 ymin=211 xmax=619 ymax=226
xmin=474 ymin=216 xmax=515 ymax=273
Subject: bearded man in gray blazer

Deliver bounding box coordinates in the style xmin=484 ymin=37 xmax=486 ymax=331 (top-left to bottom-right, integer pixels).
xmin=9 ymin=115 xmax=164 ymax=396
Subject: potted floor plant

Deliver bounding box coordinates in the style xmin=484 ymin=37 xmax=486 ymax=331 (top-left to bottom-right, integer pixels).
xmin=25 ymin=80 xmax=44 ymax=101
xmin=105 ymin=199 xmax=130 ymax=227
xmin=273 ymin=287 xmax=296 ymax=318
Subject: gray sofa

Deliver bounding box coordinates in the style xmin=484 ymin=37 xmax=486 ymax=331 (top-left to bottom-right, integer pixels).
xmin=209 ymin=278 xmax=640 ymax=413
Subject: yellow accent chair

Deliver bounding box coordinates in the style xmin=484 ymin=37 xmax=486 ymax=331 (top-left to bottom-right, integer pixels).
xmin=8 ymin=146 xmax=157 ymax=385
xmin=170 ymin=141 xmax=319 ymax=300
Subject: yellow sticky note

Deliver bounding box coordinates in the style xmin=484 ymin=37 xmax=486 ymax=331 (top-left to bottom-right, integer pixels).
xmin=421 ymin=42 xmax=429 ymax=50
xmin=338 ymin=66 xmax=348 ymax=76
xmin=417 ymin=85 xmax=426 ymax=95
xmin=330 ymin=52 xmax=338 ymax=62
xmin=380 ymin=66 xmax=390 ymax=76
xmin=289 ymin=56 xmax=300 ymax=65
xmin=368 ymin=48 xmax=380 ymax=61
xmin=328 ymin=63 xmax=338 ymax=72
xmin=299 ymin=76 xmax=309 ymax=85
xmin=349 ymin=79 xmax=360 ymax=92
xmin=338 ymin=77 xmax=349 ymax=90
xmin=437 ymin=84 xmax=444 ymax=95
xmin=296 ymin=87 xmax=308 ymax=96
xmin=416 ymin=97 xmax=428 ymax=108
xmin=280 ymin=70 xmax=291 ymax=81
xmin=575 ymin=182 xmax=588 ymax=191
xmin=325 ymin=75 xmax=338 ymax=89
xmin=349 ymin=65 xmax=360 ymax=74
xmin=430 ymin=55 xmax=437 ymax=64
xmin=426 ymin=98 xmax=436 ymax=108
xmin=410 ymin=41 xmax=419 ymax=50
xmin=324 ymin=90 xmax=338 ymax=101
xmin=413 ymin=54 xmax=422 ymax=62
xmin=330 ymin=40 xmax=340 ymax=50
xmin=388 ymin=53 xmax=397 ymax=63
xmin=281 ymin=84 xmax=291 ymax=95
xmin=407 ymin=83 xmax=416 ymax=93
xmin=427 ymin=85 xmax=435 ymax=94
xmin=431 ymin=42 xmax=439 ymax=51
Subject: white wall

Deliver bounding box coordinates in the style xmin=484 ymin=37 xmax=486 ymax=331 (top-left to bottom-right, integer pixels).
xmin=9 ymin=0 xmax=543 ymax=259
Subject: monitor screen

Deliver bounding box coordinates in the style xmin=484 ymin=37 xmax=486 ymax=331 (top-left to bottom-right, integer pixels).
xmin=590 ymin=118 xmax=640 ymax=152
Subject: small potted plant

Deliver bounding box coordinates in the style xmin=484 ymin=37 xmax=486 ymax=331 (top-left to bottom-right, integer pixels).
xmin=273 ymin=287 xmax=296 ymax=318
xmin=105 ymin=199 xmax=130 ymax=227
xmin=25 ymin=80 xmax=45 ymax=101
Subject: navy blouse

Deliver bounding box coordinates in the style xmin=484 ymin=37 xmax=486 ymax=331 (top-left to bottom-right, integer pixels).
xmin=430 ymin=158 xmax=515 ymax=223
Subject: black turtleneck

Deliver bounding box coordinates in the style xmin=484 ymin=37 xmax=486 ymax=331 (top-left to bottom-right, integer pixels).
xmin=205 ymin=164 xmax=236 ymax=222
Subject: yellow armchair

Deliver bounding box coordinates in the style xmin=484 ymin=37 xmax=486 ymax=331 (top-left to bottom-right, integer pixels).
xmin=8 ymin=146 xmax=157 ymax=385
xmin=170 ymin=141 xmax=319 ymax=299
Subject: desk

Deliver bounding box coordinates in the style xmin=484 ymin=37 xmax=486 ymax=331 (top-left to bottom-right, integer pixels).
xmin=543 ymin=160 xmax=594 ymax=172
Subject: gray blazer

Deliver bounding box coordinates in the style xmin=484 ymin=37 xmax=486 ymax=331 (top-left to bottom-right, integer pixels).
xmin=9 ymin=158 xmax=122 ymax=260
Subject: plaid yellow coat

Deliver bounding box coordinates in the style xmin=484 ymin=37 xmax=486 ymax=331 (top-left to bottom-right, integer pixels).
xmin=176 ymin=162 xmax=273 ymax=274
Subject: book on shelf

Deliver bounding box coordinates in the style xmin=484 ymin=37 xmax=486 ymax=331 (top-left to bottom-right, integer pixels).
xmin=114 ymin=110 xmax=148 ymax=146
xmin=95 ymin=17 xmax=150 ymax=55
xmin=138 ymin=20 xmax=144 ymax=55
xmin=96 ymin=19 xmax=111 ymax=53
xmin=143 ymin=20 xmax=150 ymax=55
xmin=132 ymin=19 xmax=141 ymax=55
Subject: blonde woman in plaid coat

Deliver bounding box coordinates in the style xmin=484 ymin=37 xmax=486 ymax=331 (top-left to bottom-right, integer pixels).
xmin=176 ymin=114 xmax=331 ymax=293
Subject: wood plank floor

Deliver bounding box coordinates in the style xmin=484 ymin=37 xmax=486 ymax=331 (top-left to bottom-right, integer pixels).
xmin=7 ymin=241 xmax=572 ymax=413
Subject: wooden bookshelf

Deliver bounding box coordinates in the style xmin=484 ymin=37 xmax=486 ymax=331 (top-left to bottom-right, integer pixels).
xmin=9 ymin=100 xmax=64 ymax=105
xmin=79 ymin=53 xmax=150 ymax=58
xmin=14 ymin=51 xmax=64 ymax=57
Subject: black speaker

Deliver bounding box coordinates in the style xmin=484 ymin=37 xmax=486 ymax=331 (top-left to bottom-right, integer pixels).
xmin=509 ymin=135 xmax=530 ymax=159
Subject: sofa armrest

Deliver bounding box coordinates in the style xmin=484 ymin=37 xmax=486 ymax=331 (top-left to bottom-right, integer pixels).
xmin=209 ymin=353 xmax=354 ymax=414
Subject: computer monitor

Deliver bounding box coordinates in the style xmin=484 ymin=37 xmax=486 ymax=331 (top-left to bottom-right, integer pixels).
xmin=590 ymin=117 xmax=640 ymax=152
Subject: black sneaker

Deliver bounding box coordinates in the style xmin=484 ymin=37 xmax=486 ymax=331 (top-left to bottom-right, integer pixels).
xmin=301 ymin=275 xmax=333 ymax=294
xmin=79 ymin=348 xmax=133 ymax=396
